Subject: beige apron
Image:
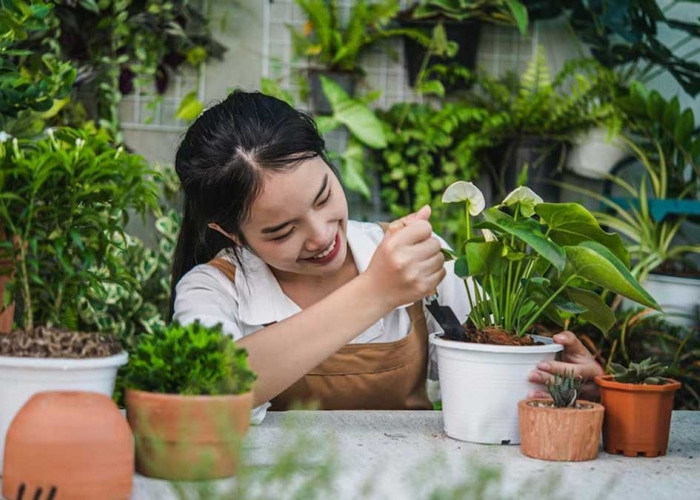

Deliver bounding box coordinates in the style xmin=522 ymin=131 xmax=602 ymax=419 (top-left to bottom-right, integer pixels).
xmin=207 ymin=254 xmax=432 ymax=412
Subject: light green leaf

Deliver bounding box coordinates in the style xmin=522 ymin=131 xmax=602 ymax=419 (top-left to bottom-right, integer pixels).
xmin=464 ymin=241 xmax=504 ymax=276
xmin=505 ymin=0 xmax=529 ymax=35
xmin=566 ymin=287 xmax=616 ymax=333
xmin=175 ymin=91 xmax=204 ymax=122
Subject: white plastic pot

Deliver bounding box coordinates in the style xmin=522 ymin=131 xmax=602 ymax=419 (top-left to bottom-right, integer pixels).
xmin=566 ymin=127 xmax=629 ymax=180
xmin=0 ymin=351 xmax=127 ymax=469
xmin=642 ymin=273 xmax=700 ymax=327
xmin=430 ymin=333 xmax=562 ymax=445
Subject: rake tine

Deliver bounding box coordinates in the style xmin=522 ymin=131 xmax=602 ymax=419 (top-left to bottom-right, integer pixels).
xmin=32 ymin=487 xmax=43 ymax=500
xmin=17 ymin=483 xmax=26 ymax=500
xmin=46 ymin=487 xmax=57 ymax=500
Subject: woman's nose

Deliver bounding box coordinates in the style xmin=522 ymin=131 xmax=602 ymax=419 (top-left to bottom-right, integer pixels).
xmin=304 ymin=221 xmax=331 ymax=251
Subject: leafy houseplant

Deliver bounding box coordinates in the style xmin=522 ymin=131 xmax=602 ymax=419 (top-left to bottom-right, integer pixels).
xmin=430 ymin=181 xmax=659 ymax=444
xmin=518 ymin=371 xmax=604 ymax=461
xmin=289 ymin=0 xmax=423 ymax=113
xmin=595 ymin=358 xmax=681 ymax=457
xmin=0 ymin=126 xmax=159 ymax=468
xmin=124 ymin=321 xmax=256 ymax=480
xmin=399 ymin=0 xmax=528 ymax=86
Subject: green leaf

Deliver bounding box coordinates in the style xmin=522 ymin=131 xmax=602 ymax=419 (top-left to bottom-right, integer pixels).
xmin=566 ymin=287 xmax=616 ymax=334
xmin=535 ymin=203 xmax=629 ymax=267
xmin=564 ymin=241 xmax=659 ymax=310
xmin=454 ymin=256 xmax=469 ymax=278
xmin=340 ymin=139 xmax=370 ymax=198
xmin=480 ymin=207 xmax=566 ymax=272
xmin=175 ymin=91 xmax=204 ymax=122
xmin=464 ymin=241 xmax=504 ymax=276
xmin=505 ymin=0 xmax=529 ymax=35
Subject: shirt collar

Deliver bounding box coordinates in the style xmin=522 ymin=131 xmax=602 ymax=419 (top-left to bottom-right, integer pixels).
xmin=227 ymin=221 xmax=381 ymax=327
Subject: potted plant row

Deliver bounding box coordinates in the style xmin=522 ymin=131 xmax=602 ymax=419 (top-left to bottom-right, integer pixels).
xmin=431 ymin=180 xmax=659 ymax=444
xmin=124 ymin=321 xmax=256 ymax=480
xmin=596 ymin=358 xmax=681 ymax=457
xmin=519 ymin=371 xmax=604 ymax=461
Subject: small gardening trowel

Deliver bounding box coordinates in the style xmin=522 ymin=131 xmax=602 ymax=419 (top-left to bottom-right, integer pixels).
xmin=425 ymin=291 xmax=466 ymax=341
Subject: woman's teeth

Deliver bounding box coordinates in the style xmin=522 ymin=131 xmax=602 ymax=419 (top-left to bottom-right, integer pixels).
xmin=311 ymin=236 xmax=336 ymax=259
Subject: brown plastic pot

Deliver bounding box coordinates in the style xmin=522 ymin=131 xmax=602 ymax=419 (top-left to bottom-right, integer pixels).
xmin=2 ymin=391 xmax=133 ymax=500
xmin=595 ymin=374 xmax=681 ymax=457
xmin=518 ymin=398 xmax=604 ymax=461
xmin=125 ymin=389 xmax=253 ymax=480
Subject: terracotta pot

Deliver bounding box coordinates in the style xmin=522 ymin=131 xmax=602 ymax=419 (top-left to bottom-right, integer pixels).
xmin=518 ymin=398 xmax=604 ymax=461
xmin=595 ymin=375 xmax=681 ymax=457
xmin=126 ymin=389 xmax=253 ymax=480
xmin=2 ymin=391 xmax=133 ymax=500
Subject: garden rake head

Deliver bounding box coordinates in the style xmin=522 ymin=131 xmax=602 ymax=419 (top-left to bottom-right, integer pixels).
xmin=425 ymin=293 xmax=467 ymax=342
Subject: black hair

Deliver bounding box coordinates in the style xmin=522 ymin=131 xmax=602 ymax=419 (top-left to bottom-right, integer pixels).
xmin=170 ymin=90 xmax=332 ymax=319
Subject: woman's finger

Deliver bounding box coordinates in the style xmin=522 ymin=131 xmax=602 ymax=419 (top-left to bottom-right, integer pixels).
xmin=536 ymin=359 xmax=604 ymax=381
xmin=553 ymin=331 xmax=596 ymax=360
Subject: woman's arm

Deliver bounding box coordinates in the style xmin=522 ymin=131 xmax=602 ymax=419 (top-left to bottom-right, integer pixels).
xmin=240 ymin=211 xmax=445 ymax=407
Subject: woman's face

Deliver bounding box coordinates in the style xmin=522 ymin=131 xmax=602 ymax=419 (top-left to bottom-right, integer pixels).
xmin=240 ymin=156 xmax=350 ymax=280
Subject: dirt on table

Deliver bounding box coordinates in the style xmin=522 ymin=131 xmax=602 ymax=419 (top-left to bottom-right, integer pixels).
xmin=0 ymin=326 xmax=122 ymax=358
xmin=462 ymin=325 xmax=543 ymax=346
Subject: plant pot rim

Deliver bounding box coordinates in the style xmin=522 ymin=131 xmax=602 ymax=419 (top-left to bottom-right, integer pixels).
xmin=125 ymin=388 xmax=253 ymax=402
xmin=594 ymin=374 xmax=681 ymax=392
xmin=0 ymin=350 xmax=127 ymax=369
xmin=519 ymin=398 xmax=604 ymax=413
xmin=429 ymin=332 xmax=563 ymax=353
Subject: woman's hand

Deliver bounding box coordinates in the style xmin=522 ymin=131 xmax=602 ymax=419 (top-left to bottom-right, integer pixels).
xmin=527 ymin=331 xmax=604 ymax=401
xmin=364 ymin=205 xmax=446 ymax=310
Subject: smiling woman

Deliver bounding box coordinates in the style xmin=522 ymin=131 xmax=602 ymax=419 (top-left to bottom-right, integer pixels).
xmin=169 ymin=90 xmax=602 ymax=424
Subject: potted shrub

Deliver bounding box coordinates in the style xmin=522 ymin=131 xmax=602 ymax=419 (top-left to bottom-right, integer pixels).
xmin=431 ymin=181 xmax=659 ymax=444
xmin=398 ymin=0 xmax=528 ymax=87
xmin=519 ymin=371 xmax=604 ymax=461
xmin=0 ymin=127 xmax=158 ymax=468
xmin=595 ymin=358 xmax=681 ymax=457
xmin=564 ymin=83 xmax=700 ymax=326
xmin=288 ymin=0 xmax=425 ymax=114
xmin=124 ymin=321 xmax=256 ymax=480
xmin=475 ymin=52 xmax=617 ymax=202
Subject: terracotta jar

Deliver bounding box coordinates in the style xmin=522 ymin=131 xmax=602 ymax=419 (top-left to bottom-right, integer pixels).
xmin=519 ymin=398 xmax=604 ymax=461
xmin=595 ymin=375 xmax=681 ymax=457
xmin=126 ymin=389 xmax=253 ymax=480
xmin=2 ymin=391 xmax=133 ymax=500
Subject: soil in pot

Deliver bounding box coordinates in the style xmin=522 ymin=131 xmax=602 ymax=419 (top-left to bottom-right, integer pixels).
xmin=595 ymin=375 xmax=681 ymax=457
xmin=0 ymin=326 xmax=122 ymax=358
xmin=462 ymin=325 xmax=544 ymax=346
xmin=518 ymin=398 xmax=604 ymax=461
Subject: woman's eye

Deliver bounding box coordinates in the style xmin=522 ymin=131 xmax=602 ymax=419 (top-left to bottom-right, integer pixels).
xmin=272 ymin=228 xmax=294 ymax=241
xmin=319 ymin=189 xmax=332 ymax=206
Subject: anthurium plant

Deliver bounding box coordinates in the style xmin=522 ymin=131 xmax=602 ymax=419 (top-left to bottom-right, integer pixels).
xmin=442 ymin=181 xmax=661 ymax=342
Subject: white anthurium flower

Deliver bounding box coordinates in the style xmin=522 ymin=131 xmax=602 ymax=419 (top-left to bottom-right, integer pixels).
xmin=442 ymin=181 xmax=485 ymax=216
xmin=481 ymin=228 xmax=497 ymax=242
xmin=502 ymin=186 xmax=543 ymax=217
xmin=0 ymin=131 xmax=11 ymax=142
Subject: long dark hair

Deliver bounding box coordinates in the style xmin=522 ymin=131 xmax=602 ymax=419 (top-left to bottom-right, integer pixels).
xmin=170 ymin=90 xmax=331 ymax=319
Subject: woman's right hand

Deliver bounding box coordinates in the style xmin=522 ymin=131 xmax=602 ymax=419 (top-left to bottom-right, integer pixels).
xmin=364 ymin=205 xmax=446 ymax=309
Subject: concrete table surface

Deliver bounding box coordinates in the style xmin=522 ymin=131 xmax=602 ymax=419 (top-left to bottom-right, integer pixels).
xmin=2 ymin=411 xmax=698 ymax=499
xmin=128 ymin=410 xmax=699 ymax=500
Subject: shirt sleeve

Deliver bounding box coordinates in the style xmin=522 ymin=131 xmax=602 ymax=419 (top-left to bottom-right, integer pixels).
xmin=172 ymin=264 xmax=271 ymax=424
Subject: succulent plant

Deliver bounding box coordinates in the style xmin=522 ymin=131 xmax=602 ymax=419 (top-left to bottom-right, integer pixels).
xmin=545 ymin=371 xmax=582 ymax=408
xmin=609 ymin=358 xmax=668 ymax=385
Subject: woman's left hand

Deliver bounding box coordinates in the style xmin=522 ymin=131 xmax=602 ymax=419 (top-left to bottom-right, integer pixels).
xmin=527 ymin=331 xmax=604 ymax=401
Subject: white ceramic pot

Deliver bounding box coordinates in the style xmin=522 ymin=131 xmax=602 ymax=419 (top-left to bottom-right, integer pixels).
xmin=0 ymin=351 xmax=127 ymax=469
xmin=566 ymin=127 xmax=629 ymax=180
xmin=643 ymin=273 xmax=700 ymax=327
xmin=430 ymin=333 xmax=562 ymax=445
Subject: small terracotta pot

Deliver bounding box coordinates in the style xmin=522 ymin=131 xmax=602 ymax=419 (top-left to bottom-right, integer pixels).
xmin=125 ymin=389 xmax=253 ymax=480
xmin=2 ymin=391 xmax=133 ymax=500
xmin=518 ymin=398 xmax=604 ymax=461
xmin=595 ymin=375 xmax=681 ymax=457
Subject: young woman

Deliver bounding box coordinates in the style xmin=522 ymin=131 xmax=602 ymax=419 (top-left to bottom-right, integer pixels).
xmin=170 ymin=90 xmax=603 ymax=422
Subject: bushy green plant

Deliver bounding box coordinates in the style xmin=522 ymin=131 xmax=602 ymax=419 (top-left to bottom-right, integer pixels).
xmin=289 ymin=0 xmax=429 ymax=74
xmin=546 ymin=371 xmax=582 ymax=407
xmin=442 ymin=181 xmax=659 ymax=337
xmin=609 ymin=357 xmax=669 ymax=385
xmin=125 ymin=321 xmax=256 ymax=396
xmin=0 ymin=127 xmax=159 ymax=331
xmin=0 ymin=0 xmax=76 ymax=137
xmin=372 ymin=97 xmax=507 ymax=247
xmin=409 ymin=0 xmax=528 ymax=35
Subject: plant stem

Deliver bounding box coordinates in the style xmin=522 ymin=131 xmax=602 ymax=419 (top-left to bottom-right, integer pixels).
xmin=519 ymin=276 xmax=575 ymax=335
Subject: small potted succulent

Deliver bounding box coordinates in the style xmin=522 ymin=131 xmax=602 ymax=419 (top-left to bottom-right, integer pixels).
xmin=431 ymin=181 xmax=659 ymax=445
xmin=519 ymin=371 xmax=604 ymax=461
xmin=124 ymin=321 xmax=256 ymax=480
xmin=595 ymin=358 xmax=681 ymax=457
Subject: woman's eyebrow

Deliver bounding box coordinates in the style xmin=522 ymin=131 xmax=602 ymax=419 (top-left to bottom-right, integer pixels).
xmin=260 ymin=174 xmax=329 ymax=234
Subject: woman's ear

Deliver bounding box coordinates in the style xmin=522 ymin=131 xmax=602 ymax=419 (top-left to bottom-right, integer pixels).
xmin=207 ymin=223 xmax=241 ymax=246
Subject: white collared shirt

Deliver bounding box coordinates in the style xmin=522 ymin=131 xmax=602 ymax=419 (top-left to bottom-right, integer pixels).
xmin=173 ymin=220 xmax=472 ymax=422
